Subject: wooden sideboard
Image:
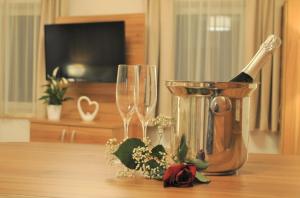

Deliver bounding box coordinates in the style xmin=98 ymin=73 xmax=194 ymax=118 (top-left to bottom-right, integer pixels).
xmin=30 ymin=118 xmax=124 ymax=144
xmin=30 ymin=116 xmax=142 ymax=144
xmin=1 ymin=116 xmax=140 ymax=144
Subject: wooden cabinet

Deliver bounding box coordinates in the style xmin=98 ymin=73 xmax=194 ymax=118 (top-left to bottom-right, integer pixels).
xmin=31 ymin=123 xmax=67 ymax=143
xmin=68 ymin=127 xmax=115 ymax=144
xmin=30 ymin=120 xmax=123 ymax=144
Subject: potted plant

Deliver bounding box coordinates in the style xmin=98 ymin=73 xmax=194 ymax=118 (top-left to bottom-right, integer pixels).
xmin=39 ymin=67 xmax=72 ymax=121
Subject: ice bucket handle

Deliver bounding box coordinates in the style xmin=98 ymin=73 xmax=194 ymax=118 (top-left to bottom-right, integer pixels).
xmin=210 ymin=96 xmax=232 ymax=115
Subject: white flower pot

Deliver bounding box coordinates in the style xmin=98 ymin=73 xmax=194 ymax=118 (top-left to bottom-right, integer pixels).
xmin=47 ymin=105 xmax=62 ymax=121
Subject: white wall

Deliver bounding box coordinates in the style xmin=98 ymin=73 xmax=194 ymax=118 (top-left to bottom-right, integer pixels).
xmin=0 ymin=119 xmax=30 ymax=142
xmin=68 ymin=0 xmax=145 ymax=16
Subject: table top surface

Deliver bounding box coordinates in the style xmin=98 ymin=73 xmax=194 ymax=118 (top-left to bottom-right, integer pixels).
xmin=0 ymin=142 xmax=299 ymax=198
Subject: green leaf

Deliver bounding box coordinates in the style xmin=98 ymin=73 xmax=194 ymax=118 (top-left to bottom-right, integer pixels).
xmin=151 ymin=144 xmax=166 ymax=160
xmin=177 ymin=135 xmax=188 ymax=163
xmin=145 ymin=159 xmax=159 ymax=169
xmin=113 ymin=138 xmax=145 ymax=169
xmin=39 ymin=95 xmax=49 ymax=100
xmin=47 ymin=74 xmax=53 ymax=80
xmin=195 ymin=171 xmax=210 ymax=183
xmin=145 ymin=159 xmax=165 ymax=180
xmin=186 ymin=159 xmax=208 ymax=170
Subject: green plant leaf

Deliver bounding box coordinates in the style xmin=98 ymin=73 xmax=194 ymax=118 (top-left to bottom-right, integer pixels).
xmin=186 ymin=159 xmax=208 ymax=170
xmin=195 ymin=171 xmax=210 ymax=183
xmin=47 ymin=74 xmax=53 ymax=80
xmin=177 ymin=135 xmax=188 ymax=163
xmin=39 ymin=95 xmax=49 ymax=100
xmin=113 ymin=138 xmax=145 ymax=169
xmin=151 ymin=144 xmax=166 ymax=160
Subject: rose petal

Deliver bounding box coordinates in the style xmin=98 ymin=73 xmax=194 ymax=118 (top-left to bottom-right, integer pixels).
xmin=163 ymin=164 xmax=185 ymax=181
xmin=175 ymin=168 xmax=194 ymax=187
xmin=187 ymin=164 xmax=197 ymax=177
xmin=175 ymin=169 xmax=190 ymax=183
xmin=163 ymin=164 xmax=198 ymax=188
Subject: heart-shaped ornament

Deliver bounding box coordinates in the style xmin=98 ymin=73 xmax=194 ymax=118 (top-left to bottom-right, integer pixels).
xmin=77 ymin=96 xmax=99 ymax=122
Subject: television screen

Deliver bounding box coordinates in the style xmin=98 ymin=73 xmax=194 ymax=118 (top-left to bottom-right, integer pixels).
xmin=44 ymin=21 xmax=125 ymax=82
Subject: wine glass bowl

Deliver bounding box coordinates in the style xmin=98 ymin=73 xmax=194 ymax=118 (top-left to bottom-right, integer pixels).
xmin=116 ymin=64 xmax=139 ymax=139
xmin=135 ymin=65 xmax=158 ymax=140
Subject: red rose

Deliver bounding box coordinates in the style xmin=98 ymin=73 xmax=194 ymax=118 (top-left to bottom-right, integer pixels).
xmin=163 ymin=164 xmax=197 ymax=187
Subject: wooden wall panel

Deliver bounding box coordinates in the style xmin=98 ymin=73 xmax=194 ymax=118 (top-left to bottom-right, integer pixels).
xmin=55 ymin=13 xmax=145 ymax=66
xmin=281 ymin=0 xmax=300 ymax=154
xmin=51 ymin=14 xmax=145 ymax=134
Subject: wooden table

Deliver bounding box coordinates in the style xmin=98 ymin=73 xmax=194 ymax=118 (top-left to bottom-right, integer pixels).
xmin=0 ymin=143 xmax=299 ymax=198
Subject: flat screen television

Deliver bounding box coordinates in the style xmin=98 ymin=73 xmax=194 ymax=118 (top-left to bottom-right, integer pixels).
xmin=44 ymin=21 xmax=125 ymax=82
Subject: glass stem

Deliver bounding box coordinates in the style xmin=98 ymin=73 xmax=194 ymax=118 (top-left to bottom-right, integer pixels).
xmin=123 ymin=118 xmax=130 ymax=140
xmin=142 ymin=121 xmax=148 ymax=141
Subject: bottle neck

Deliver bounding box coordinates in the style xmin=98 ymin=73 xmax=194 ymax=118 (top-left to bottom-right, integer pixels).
xmin=242 ymin=47 xmax=272 ymax=79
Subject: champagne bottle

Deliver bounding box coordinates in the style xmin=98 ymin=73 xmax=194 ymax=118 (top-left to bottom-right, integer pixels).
xmin=230 ymin=35 xmax=281 ymax=82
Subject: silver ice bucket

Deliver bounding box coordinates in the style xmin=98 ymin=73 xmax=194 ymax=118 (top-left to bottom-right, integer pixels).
xmin=166 ymin=81 xmax=257 ymax=175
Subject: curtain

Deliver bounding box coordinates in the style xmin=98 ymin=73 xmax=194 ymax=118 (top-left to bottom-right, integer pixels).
xmin=0 ymin=0 xmax=4 ymax=116
xmin=174 ymin=0 xmax=245 ymax=82
xmin=146 ymin=0 xmax=175 ymax=116
xmin=35 ymin=0 xmax=68 ymax=118
xmin=0 ymin=0 xmax=41 ymax=116
xmin=246 ymin=0 xmax=283 ymax=133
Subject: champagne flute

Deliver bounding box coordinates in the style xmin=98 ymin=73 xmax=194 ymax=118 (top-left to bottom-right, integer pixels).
xmin=135 ymin=65 xmax=158 ymax=140
xmin=116 ymin=64 xmax=139 ymax=139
